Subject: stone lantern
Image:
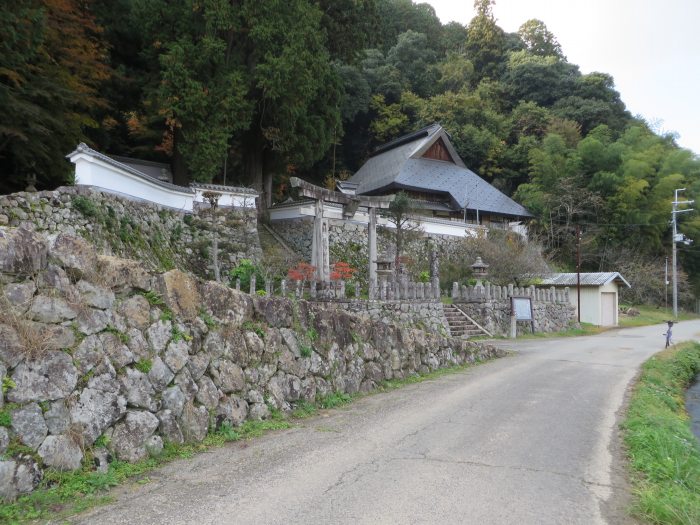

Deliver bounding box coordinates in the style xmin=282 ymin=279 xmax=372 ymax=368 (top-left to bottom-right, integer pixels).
xmin=471 ymin=256 xmax=489 ymax=286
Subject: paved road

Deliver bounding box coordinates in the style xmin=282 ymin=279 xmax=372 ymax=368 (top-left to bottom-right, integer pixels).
xmin=72 ymin=321 xmax=700 ymax=525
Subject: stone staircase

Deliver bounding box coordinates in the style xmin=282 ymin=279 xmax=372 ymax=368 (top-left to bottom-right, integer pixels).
xmin=442 ymin=304 xmax=491 ymax=338
xmin=258 ymin=223 xmax=299 ymax=261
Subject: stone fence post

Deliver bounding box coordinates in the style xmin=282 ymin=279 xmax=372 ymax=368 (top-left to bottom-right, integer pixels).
xmin=249 ymin=275 xmax=256 ymax=295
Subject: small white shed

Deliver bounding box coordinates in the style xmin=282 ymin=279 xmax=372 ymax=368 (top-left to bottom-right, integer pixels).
xmin=539 ymin=272 xmax=631 ymax=327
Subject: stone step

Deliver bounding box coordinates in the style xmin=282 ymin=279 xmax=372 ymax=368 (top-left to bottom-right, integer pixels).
xmin=442 ymin=304 xmax=489 ymax=339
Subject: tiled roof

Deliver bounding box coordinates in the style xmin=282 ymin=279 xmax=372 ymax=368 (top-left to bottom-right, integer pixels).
xmin=67 ymin=143 xmax=259 ymax=196
xmin=190 ymin=182 xmax=257 ymax=195
xmin=109 ymin=155 xmax=173 ymax=182
xmin=67 ymin=143 xmax=194 ymax=194
xmin=349 ymin=124 xmax=532 ymax=219
xmin=540 ymin=272 xmax=631 ymax=288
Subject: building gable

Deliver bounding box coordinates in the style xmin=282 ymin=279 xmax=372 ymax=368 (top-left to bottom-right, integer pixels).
xmin=421 ymin=138 xmax=455 ymax=163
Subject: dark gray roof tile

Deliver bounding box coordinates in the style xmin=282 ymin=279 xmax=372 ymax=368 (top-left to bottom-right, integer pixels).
xmin=349 ymin=125 xmax=532 ymax=218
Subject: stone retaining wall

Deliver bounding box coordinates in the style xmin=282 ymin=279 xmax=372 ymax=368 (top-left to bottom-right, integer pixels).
xmin=322 ymin=301 xmax=449 ymax=335
xmin=0 ymin=227 xmax=503 ymax=500
xmin=456 ymin=299 xmax=576 ymax=336
xmin=0 ymin=186 xmax=261 ymax=280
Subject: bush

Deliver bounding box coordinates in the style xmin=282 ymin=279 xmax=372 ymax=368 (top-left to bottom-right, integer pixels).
xmin=229 ymin=259 xmax=264 ymax=291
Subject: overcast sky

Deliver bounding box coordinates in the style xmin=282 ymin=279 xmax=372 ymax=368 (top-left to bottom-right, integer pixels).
xmin=424 ymin=0 xmax=700 ymax=155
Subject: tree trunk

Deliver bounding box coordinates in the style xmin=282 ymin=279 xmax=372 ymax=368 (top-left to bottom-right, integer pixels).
xmin=263 ymin=171 xmax=273 ymax=209
xmin=243 ymin=131 xmax=265 ymax=216
xmin=172 ymin=127 xmax=189 ymax=186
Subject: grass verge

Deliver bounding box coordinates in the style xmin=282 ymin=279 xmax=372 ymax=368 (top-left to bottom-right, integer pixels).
xmin=517 ymin=322 xmax=606 ymax=339
xmin=622 ymin=341 xmax=700 ymax=525
xmin=1 ymin=356 xmax=495 ymax=523
xmin=619 ymin=305 xmax=700 ymax=328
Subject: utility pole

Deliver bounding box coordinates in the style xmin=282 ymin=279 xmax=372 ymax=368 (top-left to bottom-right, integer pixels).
xmin=665 ymin=256 xmax=669 ymax=311
xmin=671 ymin=188 xmax=694 ymax=318
xmin=576 ymin=225 xmax=581 ymax=323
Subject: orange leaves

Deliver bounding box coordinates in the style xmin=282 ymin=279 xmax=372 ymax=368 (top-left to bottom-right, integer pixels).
xmin=330 ymin=261 xmax=356 ymax=281
xmin=287 ymin=261 xmax=356 ymax=281
xmin=287 ymin=262 xmax=316 ymax=281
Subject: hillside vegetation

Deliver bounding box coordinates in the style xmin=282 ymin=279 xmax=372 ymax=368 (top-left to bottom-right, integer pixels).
xmin=2 ymin=0 xmax=699 ymax=300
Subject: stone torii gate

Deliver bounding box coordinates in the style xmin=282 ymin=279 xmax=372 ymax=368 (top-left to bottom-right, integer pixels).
xmin=289 ymin=177 xmax=394 ymax=295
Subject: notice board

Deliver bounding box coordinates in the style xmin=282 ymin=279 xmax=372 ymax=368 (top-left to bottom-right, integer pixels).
xmin=511 ymin=296 xmax=535 ymax=334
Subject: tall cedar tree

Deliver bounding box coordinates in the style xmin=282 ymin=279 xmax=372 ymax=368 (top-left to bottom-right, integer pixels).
xmin=130 ymin=0 xmax=343 ymax=208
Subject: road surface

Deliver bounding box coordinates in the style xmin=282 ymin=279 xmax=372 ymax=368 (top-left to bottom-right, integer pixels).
xmin=72 ymin=320 xmax=700 ymax=525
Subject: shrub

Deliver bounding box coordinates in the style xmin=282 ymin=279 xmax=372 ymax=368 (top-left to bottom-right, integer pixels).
xmin=229 ymin=259 xmax=264 ymax=291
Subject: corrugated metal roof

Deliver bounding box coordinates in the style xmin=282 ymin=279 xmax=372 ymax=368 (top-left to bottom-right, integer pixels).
xmin=540 ymin=272 xmax=631 ymax=288
xmin=349 ymin=125 xmax=532 ymax=218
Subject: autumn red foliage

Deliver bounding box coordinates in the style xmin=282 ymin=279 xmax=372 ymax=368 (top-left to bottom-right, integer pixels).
xmin=287 ymin=262 xmax=317 ymax=281
xmin=330 ymin=261 xmax=356 ymax=280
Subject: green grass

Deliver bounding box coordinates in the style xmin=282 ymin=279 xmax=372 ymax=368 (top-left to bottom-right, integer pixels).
xmin=488 ymin=322 xmax=605 ymax=340
xmin=317 ymin=392 xmax=353 ymax=409
xmin=622 ymin=342 xmax=700 ymax=525
xmin=526 ymin=322 xmax=605 ymax=338
xmin=619 ymin=305 xmax=700 ymax=328
xmin=378 ymin=359 xmax=489 ymax=390
xmin=141 ymin=290 xmax=165 ymax=307
xmin=290 ymin=400 xmax=318 ymax=419
xmin=134 ymin=359 xmax=152 ymax=374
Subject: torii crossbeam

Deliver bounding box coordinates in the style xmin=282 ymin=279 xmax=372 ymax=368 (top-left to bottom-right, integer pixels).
xmin=289 ymin=177 xmax=394 ymax=293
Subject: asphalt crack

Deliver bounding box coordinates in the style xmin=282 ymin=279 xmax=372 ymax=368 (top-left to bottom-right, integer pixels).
xmin=389 ymin=455 xmax=624 ymax=491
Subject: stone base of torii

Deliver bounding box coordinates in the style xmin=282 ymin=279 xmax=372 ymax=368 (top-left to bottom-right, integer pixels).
xmin=289 ymin=177 xmax=394 ymax=299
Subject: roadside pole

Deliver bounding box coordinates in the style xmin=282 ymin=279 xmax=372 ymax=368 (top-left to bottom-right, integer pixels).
xmin=671 ymin=188 xmax=694 ymax=318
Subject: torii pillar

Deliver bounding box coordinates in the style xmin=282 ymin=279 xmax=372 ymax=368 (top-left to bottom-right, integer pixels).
xmin=290 ymin=177 xmax=393 ymax=297
xmin=311 ymin=196 xmax=330 ymax=282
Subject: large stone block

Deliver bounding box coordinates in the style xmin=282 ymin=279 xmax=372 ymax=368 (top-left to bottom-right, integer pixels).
xmin=48 ymin=233 xmax=97 ymax=279
xmin=1 ymin=282 xmax=36 ymax=314
xmin=0 ymin=227 xmax=48 ymax=276
xmin=76 ymin=280 xmax=115 ymax=310
xmin=209 ymin=359 xmax=245 ymax=394
xmin=0 ymin=323 xmax=23 ymax=369
xmin=148 ymin=357 xmax=174 ymax=392
xmin=38 ymin=435 xmax=84 ymax=471
xmin=96 ymin=256 xmax=152 ymax=293
xmin=157 ymin=269 xmax=201 ymax=320
xmin=164 ymin=339 xmax=189 ymax=374
xmin=199 ymin=281 xmax=253 ymax=326
xmin=29 ymin=295 xmax=77 ymax=324
xmin=216 ymin=395 xmax=248 ymax=427
xmin=178 ymin=403 xmax=209 ymax=443
xmin=10 ymin=403 xmax=48 ymax=450
xmin=120 ymin=368 xmax=158 ymax=411
xmin=0 ymin=455 xmax=42 ymax=501
xmin=146 ymin=320 xmax=171 ymax=354
xmin=119 ymin=295 xmax=151 ymax=330
xmin=70 ymin=387 xmax=127 ymax=445
xmin=8 ymin=351 xmax=78 ymax=403
xmin=111 ymin=410 xmax=159 ymax=462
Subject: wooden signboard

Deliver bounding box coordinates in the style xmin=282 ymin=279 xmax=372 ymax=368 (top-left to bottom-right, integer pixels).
xmin=511 ymin=296 xmax=535 ymax=334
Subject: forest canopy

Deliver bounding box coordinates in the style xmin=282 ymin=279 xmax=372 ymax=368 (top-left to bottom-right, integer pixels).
xmin=1 ymin=0 xmax=699 ymax=298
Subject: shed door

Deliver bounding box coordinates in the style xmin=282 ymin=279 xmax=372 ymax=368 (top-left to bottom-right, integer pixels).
xmin=601 ymin=292 xmax=616 ymax=326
